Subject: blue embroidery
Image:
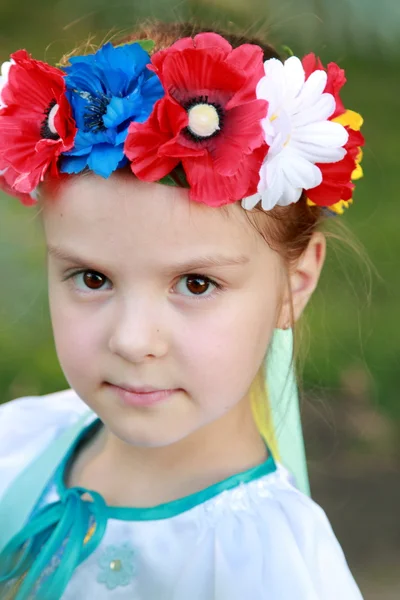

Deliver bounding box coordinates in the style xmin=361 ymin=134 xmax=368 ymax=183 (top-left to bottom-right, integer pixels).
xmin=97 ymin=543 xmax=135 ymax=590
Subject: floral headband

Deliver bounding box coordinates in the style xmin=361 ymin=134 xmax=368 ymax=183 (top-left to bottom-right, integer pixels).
xmin=0 ymin=33 xmax=364 ymax=215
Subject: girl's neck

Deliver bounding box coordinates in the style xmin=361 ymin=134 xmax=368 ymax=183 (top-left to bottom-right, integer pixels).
xmin=66 ymin=397 xmax=268 ymax=508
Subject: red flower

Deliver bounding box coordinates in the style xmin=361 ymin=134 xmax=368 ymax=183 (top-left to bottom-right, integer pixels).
xmin=308 ymin=127 xmax=364 ymax=207
xmin=0 ymin=50 xmax=76 ymax=196
xmin=125 ymin=33 xmax=268 ymax=206
xmin=0 ymin=167 xmax=36 ymax=206
xmin=302 ymin=54 xmax=364 ymax=207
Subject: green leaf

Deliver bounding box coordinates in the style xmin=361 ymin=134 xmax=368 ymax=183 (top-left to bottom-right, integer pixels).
xmin=281 ymin=45 xmax=294 ymax=58
xmin=174 ymin=165 xmax=190 ymax=188
xmin=158 ymin=174 xmax=179 ymax=187
xmin=158 ymin=166 xmax=190 ymax=189
xmin=117 ymin=39 xmax=155 ymax=53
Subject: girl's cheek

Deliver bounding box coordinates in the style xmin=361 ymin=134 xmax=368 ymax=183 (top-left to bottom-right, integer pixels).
xmin=179 ymin=307 xmax=270 ymax=371
xmin=51 ymin=307 xmax=103 ymax=378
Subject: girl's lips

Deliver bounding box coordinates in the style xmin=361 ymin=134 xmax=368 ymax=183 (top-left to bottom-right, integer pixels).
xmin=106 ymin=383 xmax=179 ymax=407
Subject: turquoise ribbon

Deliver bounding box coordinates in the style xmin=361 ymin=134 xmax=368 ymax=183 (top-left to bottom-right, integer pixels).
xmin=0 ymin=411 xmax=94 ymax=555
xmin=0 ymin=487 xmax=108 ymax=600
xmin=266 ymin=328 xmax=310 ymax=496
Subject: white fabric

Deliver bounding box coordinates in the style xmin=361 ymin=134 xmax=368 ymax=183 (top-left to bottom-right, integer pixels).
xmin=0 ymin=390 xmax=364 ymax=599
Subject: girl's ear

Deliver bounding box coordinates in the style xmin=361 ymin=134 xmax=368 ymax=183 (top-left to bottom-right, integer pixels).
xmin=277 ymin=231 xmax=326 ymax=328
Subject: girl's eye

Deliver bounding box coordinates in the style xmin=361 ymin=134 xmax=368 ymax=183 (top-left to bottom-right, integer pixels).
xmin=175 ymin=274 xmax=219 ymax=297
xmin=70 ymin=270 xmax=112 ymax=292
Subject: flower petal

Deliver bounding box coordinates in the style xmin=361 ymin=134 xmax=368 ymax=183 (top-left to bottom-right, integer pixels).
xmin=212 ymin=100 xmax=267 ymax=176
xmin=275 ymin=181 xmax=303 ymax=207
xmin=256 ymin=147 xmax=320 ymax=209
xmin=192 ymin=32 xmax=232 ymax=52
xmin=324 ymin=62 xmax=346 ymax=118
xmin=258 ymin=159 xmax=285 ymax=210
xmin=290 ymin=139 xmax=346 ymax=164
xmin=125 ymin=104 xmax=183 ymax=181
xmin=296 ymin=69 xmax=328 ymax=112
xmin=241 ymin=192 xmax=261 ymax=210
xmin=225 ymin=44 xmax=264 ymax=106
xmin=184 ymin=146 xmax=265 ymax=206
xmin=308 ymin=153 xmax=356 ymax=206
xmin=87 ymin=143 xmax=124 ymax=178
xmin=282 ymin=150 xmax=323 ymax=190
xmin=160 ymin=137 xmax=205 ymax=159
xmin=0 ymin=164 xmax=38 ymax=204
xmin=151 ymin=33 xmax=233 ymax=73
xmin=257 ymin=59 xmax=285 ymax=117
xmin=0 ymin=59 xmax=14 ymax=108
xmin=160 ymin=47 xmax=242 ymax=106
xmin=282 ymin=56 xmax=305 ymax=100
xmin=61 ymin=154 xmax=90 ymax=174
xmin=294 ymin=121 xmax=348 ymax=148
xmin=291 ymin=93 xmax=335 ymax=127
xmin=104 ymin=96 xmax=142 ymax=129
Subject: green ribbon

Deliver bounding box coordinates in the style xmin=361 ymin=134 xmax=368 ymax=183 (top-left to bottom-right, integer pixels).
xmin=0 ymin=487 xmax=108 ymax=600
xmin=267 ymin=328 xmax=310 ymax=496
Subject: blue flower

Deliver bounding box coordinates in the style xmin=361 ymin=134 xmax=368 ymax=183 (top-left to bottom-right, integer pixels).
xmin=97 ymin=542 xmax=136 ymax=590
xmin=61 ymin=42 xmax=164 ymax=178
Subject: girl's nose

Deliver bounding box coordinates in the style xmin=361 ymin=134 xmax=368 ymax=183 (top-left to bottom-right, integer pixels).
xmin=108 ymin=298 xmax=168 ymax=363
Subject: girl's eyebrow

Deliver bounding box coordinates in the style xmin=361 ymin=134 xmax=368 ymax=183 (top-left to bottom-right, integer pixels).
xmin=47 ymin=245 xmax=93 ymax=268
xmin=47 ymin=244 xmax=249 ymax=271
xmin=164 ymin=254 xmax=250 ymax=273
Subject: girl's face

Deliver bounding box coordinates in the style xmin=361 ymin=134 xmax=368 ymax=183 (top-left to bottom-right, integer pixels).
xmin=42 ymin=174 xmax=286 ymax=448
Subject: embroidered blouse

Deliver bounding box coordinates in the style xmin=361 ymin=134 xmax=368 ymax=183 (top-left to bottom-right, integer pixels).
xmin=0 ymin=390 xmax=364 ymax=599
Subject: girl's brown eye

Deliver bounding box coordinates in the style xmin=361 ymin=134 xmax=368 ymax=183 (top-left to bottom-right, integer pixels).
xmin=83 ymin=271 xmax=107 ymax=290
xmin=185 ymin=276 xmax=210 ymax=295
xmin=175 ymin=274 xmax=219 ymax=298
xmin=69 ymin=270 xmax=112 ymax=293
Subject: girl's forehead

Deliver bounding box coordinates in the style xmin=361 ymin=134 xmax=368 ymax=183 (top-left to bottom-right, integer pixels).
xmin=42 ymin=174 xmax=265 ymax=261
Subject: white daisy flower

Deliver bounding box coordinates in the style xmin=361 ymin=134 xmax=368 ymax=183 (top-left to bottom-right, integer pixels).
xmin=0 ymin=59 xmax=14 ymax=109
xmin=242 ymin=56 xmax=349 ymax=211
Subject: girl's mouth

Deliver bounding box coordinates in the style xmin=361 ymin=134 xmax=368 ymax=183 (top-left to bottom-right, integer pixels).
xmin=105 ymin=382 xmax=180 ymax=407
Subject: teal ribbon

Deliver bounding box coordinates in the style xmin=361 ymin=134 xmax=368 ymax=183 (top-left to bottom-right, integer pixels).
xmin=266 ymin=328 xmax=310 ymax=496
xmin=0 ymin=411 xmax=94 ymax=555
xmin=0 ymin=487 xmax=108 ymax=600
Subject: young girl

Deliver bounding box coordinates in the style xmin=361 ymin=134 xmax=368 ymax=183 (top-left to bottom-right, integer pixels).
xmin=0 ymin=21 xmax=365 ymax=600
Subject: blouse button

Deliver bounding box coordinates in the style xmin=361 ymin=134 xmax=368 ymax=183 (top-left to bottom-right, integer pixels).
xmin=97 ymin=543 xmax=136 ymax=590
xmin=110 ymin=559 xmax=122 ymax=571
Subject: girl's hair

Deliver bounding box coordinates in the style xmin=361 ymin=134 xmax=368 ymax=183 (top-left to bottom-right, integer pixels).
xmin=66 ymin=21 xmax=329 ymax=459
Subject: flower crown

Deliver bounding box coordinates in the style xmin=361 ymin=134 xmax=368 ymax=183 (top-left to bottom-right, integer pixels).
xmin=0 ymin=33 xmax=364 ymax=215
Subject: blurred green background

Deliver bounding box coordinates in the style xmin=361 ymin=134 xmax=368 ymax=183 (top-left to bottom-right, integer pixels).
xmin=0 ymin=1 xmax=399 ymax=597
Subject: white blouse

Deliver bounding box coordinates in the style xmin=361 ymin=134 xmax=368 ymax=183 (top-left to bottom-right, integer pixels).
xmin=0 ymin=390 xmax=364 ymax=599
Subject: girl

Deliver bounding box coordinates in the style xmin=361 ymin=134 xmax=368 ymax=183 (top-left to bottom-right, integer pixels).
xmin=0 ymin=21 xmax=365 ymax=600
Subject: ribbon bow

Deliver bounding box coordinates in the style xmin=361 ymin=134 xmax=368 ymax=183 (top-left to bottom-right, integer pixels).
xmin=0 ymin=487 xmax=108 ymax=599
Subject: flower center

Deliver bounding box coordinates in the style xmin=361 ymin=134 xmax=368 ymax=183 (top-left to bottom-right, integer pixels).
xmin=83 ymin=93 xmax=110 ymax=133
xmin=187 ymin=103 xmax=220 ymax=138
xmin=41 ymin=100 xmax=60 ymax=141
xmin=48 ymin=104 xmax=59 ymax=133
